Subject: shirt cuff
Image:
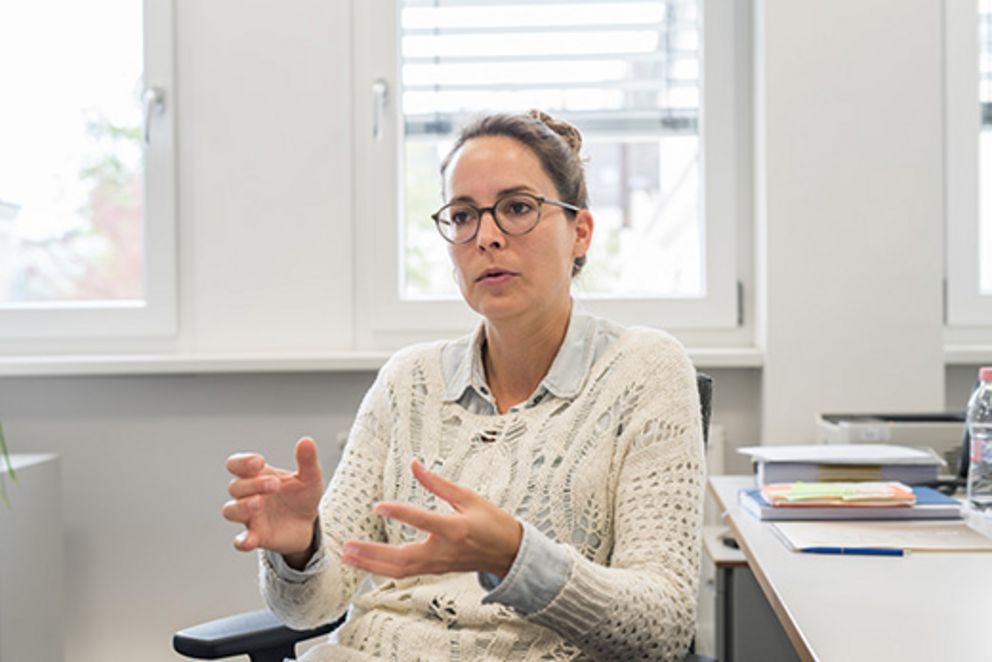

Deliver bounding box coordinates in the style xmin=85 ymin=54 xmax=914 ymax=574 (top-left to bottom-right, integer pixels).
xmin=264 ymin=519 xmax=329 ymax=583
xmin=478 ymin=520 xmax=572 ymax=615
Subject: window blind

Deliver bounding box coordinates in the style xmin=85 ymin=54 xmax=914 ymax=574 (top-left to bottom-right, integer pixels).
xmin=399 ymin=0 xmax=700 ymax=137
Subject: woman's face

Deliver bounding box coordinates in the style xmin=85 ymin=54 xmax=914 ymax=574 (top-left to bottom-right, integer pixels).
xmin=443 ymin=135 xmax=593 ymax=326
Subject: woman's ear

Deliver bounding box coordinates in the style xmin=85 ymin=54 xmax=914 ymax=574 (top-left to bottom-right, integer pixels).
xmin=573 ymin=209 xmax=594 ymax=259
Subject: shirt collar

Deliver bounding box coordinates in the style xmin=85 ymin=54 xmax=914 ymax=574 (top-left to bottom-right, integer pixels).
xmin=441 ymin=307 xmax=596 ymax=403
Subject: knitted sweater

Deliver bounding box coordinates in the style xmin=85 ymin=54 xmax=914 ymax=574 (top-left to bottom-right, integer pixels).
xmin=260 ymin=325 xmax=705 ymax=661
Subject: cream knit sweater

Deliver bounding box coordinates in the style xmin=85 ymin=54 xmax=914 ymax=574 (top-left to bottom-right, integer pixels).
xmin=261 ymin=326 xmax=705 ymax=661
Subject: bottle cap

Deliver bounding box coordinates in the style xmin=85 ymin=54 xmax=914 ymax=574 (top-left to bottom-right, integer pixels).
xmin=981 ymin=367 xmax=992 ymax=382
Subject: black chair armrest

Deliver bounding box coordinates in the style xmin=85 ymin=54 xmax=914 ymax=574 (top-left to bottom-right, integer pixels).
xmin=173 ymin=608 xmax=344 ymax=661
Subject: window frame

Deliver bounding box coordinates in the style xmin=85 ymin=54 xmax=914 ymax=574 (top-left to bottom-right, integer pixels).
xmin=353 ymin=0 xmax=742 ymax=350
xmin=0 ymin=0 xmax=177 ymax=342
xmin=946 ymin=0 xmax=992 ymax=327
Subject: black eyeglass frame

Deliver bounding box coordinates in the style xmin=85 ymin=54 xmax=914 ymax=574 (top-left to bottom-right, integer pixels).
xmin=430 ymin=193 xmax=582 ymax=245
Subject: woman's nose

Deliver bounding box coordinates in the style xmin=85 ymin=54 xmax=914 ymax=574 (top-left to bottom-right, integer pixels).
xmin=475 ymin=210 xmax=505 ymax=250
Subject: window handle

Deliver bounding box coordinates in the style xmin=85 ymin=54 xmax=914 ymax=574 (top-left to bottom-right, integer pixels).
xmin=372 ymin=78 xmax=389 ymax=140
xmin=142 ymin=86 xmax=166 ymax=146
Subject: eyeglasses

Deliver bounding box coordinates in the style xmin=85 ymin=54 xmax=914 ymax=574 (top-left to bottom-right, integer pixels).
xmin=431 ymin=192 xmax=581 ymax=245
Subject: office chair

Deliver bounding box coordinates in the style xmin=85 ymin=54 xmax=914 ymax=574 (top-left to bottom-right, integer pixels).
xmin=174 ymin=373 xmax=716 ymax=662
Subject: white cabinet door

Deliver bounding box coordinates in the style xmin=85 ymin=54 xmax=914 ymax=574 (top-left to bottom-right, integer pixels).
xmin=0 ymin=454 xmax=62 ymax=662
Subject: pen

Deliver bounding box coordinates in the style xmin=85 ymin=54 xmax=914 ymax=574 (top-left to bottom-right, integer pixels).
xmin=801 ymin=546 xmax=905 ymax=557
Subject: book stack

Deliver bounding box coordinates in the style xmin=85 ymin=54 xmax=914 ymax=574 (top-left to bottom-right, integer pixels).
xmin=737 ymin=443 xmax=945 ymax=486
xmin=762 ymin=481 xmax=916 ymax=507
xmin=739 ymin=482 xmax=962 ymax=521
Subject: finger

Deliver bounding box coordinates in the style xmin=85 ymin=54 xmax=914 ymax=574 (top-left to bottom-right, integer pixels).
xmin=228 ymin=475 xmax=280 ymax=499
xmin=373 ymin=502 xmax=453 ymax=534
xmin=341 ymin=540 xmax=425 ymax=571
xmin=222 ymin=496 xmax=263 ymax=524
xmin=227 ymin=453 xmax=266 ymax=478
xmin=410 ymin=459 xmax=472 ymax=509
xmin=340 ymin=552 xmax=408 ymax=579
xmin=234 ymin=529 xmax=259 ymax=552
xmin=295 ymin=437 xmax=322 ymax=484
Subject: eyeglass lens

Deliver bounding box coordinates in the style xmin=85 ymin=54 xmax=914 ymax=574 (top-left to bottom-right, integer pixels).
xmin=435 ymin=194 xmax=542 ymax=243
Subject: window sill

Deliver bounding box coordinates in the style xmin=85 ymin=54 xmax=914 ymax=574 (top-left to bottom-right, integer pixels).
xmin=944 ymin=345 xmax=992 ymax=365
xmin=0 ymin=352 xmax=392 ymax=377
xmin=690 ymin=347 xmax=764 ymax=368
xmin=0 ymin=347 xmax=765 ymax=377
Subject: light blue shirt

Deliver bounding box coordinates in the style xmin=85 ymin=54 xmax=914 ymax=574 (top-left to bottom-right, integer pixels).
xmin=268 ymin=307 xmax=622 ymax=616
xmin=441 ymin=308 xmax=619 ymax=416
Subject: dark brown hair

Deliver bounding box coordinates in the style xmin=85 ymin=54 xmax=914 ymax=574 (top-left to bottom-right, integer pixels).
xmin=439 ymin=110 xmax=589 ymax=276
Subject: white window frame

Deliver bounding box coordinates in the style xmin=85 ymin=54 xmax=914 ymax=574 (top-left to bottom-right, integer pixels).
xmin=0 ymin=0 xmax=177 ymax=342
xmin=946 ymin=0 xmax=992 ymax=327
xmin=353 ymin=0 xmax=741 ymax=349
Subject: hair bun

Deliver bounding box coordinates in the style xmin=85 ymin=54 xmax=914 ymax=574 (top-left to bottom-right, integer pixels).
xmin=527 ymin=109 xmax=582 ymax=155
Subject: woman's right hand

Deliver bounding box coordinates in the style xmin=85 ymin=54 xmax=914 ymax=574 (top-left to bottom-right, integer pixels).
xmin=223 ymin=437 xmax=324 ymax=563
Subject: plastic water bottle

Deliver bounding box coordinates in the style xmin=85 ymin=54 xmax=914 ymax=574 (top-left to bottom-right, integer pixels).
xmin=965 ymin=366 xmax=992 ymax=534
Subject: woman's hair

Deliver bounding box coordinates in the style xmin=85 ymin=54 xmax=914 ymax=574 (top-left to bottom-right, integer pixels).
xmin=439 ymin=110 xmax=590 ymax=276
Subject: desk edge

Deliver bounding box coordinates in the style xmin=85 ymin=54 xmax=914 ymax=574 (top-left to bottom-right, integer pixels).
xmin=708 ymin=478 xmax=818 ymax=662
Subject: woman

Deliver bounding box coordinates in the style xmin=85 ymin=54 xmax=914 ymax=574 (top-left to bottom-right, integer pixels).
xmin=223 ymin=111 xmax=705 ymax=661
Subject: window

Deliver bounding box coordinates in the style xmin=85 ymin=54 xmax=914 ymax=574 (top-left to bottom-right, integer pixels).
xmin=947 ymin=0 xmax=992 ymax=326
xmin=354 ymin=0 xmax=741 ymax=347
xmin=0 ymin=0 xmax=176 ymax=341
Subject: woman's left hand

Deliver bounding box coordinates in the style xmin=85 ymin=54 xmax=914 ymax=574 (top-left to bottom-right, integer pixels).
xmin=340 ymin=459 xmax=523 ymax=579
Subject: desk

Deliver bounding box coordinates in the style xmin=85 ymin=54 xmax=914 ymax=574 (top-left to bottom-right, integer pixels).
xmin=709 ymin=476 xmax=991 ymax=662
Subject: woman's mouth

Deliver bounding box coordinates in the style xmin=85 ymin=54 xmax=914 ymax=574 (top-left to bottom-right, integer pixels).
xmin=477 ymin=269 xmax=516 ymax=284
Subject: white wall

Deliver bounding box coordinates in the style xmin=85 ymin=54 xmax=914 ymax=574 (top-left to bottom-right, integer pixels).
xmin=0 ymin=0 xmax=987 ymax=660
xmin=755 ymin=0 xmax=946 ymax=444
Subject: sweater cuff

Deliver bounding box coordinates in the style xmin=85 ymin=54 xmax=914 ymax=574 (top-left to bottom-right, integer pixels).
xmin=478 ymin=520 xmax=572 ymax=615
xmin=525 ymin=545 xmax=613 ymax=640
xmin=263 ymin=519 xmax=328 ymax=583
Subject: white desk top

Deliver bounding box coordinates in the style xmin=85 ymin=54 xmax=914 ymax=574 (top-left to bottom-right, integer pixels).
xmin=709 ymin=476 xmax=992 ymax=662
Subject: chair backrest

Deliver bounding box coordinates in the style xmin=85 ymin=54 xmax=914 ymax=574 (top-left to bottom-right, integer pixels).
xmin=697 ymin=372 xmax=713 ymax=447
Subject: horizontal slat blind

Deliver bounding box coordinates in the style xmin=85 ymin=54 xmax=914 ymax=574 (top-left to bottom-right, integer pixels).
xmin=400 ymin=0 xmax=700 ymax=136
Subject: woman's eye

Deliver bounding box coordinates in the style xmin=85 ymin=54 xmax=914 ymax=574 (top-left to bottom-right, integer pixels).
xmin=450 ymin=210 xmax=473 ymax=225
xmin=506 ymin=200 xmax=533 ymax=215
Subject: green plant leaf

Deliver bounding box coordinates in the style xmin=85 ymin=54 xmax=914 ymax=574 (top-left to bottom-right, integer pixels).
xmin=0 ymin=421 xmax=15 ymax=507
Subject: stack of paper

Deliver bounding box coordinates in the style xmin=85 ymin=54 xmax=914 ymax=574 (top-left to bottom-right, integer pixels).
xmin=737 ymin=444 xmax=945 ymax=486
xmin=773 ymin=520 xmax=992 ymax=554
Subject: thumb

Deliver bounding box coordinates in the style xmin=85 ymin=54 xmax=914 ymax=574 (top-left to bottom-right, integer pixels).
xmin=295 ymin=437 xmax=322 ymax=484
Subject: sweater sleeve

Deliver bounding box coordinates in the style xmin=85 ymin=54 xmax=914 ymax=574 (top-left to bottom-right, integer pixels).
xmin=258 ymin=367 xmax=392 ymax=630
xmin=524 ymin=341 xmax=705 ymax=661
